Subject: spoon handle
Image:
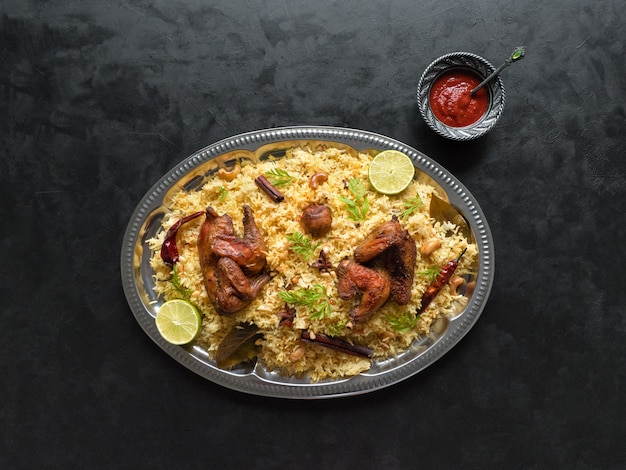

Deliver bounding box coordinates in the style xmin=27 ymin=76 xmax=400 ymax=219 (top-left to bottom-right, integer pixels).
xmin=470 ymin=46 xmax=526 ymax=96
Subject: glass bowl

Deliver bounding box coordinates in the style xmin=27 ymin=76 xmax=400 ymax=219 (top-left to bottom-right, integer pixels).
xmin=417 ymin=52 xmax=505 ymax=141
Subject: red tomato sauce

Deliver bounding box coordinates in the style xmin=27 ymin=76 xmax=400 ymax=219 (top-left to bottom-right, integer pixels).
xmin=429 ymin=69 xmax=489 ymax=127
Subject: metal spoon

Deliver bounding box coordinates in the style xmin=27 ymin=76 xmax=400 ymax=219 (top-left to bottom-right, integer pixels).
xmin=470 ymin=46 xmax=526 ymax=96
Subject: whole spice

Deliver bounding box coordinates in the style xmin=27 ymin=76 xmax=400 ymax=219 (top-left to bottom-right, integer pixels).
xmin=416 ymin=248 xmax=467 ymax=314
xmin=310 ymin=249 xmax=333 ymax=271
xmin=215 ymin=323 xmax=262 ymax=369
xmin=255 ymin=175 xmax=284 ymax=202
xmin=301 ymin=330 xmax=373 ymax=358
xmin=160 ymin=211 xmax=204 ymax=265
xmin=429 ymin=194 xmax=471 ymax=240
xmin=276 ymin=304 xmax=296 ymax=327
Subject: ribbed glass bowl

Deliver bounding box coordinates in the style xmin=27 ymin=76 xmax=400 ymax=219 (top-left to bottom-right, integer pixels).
xmin=417 ymin=52 xmax=505 ymax=141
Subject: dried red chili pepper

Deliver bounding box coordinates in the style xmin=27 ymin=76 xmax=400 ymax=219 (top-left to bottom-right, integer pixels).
xmin=417 ymin=248 xmax=467 ymax=315
xmin=160 ymin=211 xmax=204 ymax=265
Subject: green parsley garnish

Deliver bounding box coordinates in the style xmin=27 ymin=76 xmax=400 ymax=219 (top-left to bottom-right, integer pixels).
xmin=265 ymin=168 xmax=294 ymax=187
xmin=217 ymin=186 xmax=228 ymax=202
xmin=286 ymin=232 xmax=321 ymax=261
xmin=338 ymin=178 xmax=369 ymax=221
xmin=326 ymin=321 xmax=348 ymax=337
xmin=278 ymin=284 xmax=331 ymax=320
xmin=400 ymin=195 xmax=423 ymax=219
xmin=419 ymin=265 xmax=440 ymax=282
xmin=171 ymin=264 xmax=191 ymax=300
xmin=386 ymin=311 xmax=419 ymax=333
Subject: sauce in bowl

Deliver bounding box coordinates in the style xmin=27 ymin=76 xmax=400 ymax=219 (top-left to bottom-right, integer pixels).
xmin=429 ymin=69 xmax=489 ymax=127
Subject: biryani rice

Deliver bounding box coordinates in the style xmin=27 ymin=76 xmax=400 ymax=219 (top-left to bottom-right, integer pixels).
xmin=148 ymin=145 xmax=476 ymax=382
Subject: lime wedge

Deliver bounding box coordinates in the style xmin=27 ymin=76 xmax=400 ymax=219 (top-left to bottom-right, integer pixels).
xmin=368 ymin=150 xmax=415 ymax=195
xmin=155 ymin=299 xmax=201 ymax=345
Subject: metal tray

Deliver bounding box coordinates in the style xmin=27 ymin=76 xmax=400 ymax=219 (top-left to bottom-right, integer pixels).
xmin=120 ymin=126 xmax=495 ymax=399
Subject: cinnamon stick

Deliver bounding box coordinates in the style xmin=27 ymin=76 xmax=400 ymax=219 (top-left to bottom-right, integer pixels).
xmin=254 ymin=175 xmax=284 ymax=202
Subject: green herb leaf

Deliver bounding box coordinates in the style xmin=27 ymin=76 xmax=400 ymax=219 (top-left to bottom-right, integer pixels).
xmin=171 ymin=264 xmax=191 ymax=300
xmin=401 ymin=195 xmax=424 ymax=219
xmin=286 ymin=232 xmax=321 ymax=261
xmin=419 ymin=265 xmax=440 ymax=282
xmin=265 ymin=168 xmax=294 ymax=187
xmin=326 ymin=320 xmax=348 ymax=337
xmin=217 ymin=186 xmax=228 ymax=202
xmin=278 ymin=284 xmax=331 ymax=320
xmin=338 ymin=178 xmax=369 ymax=221
xmin=386 ymin=311 xmax=419 ymax=333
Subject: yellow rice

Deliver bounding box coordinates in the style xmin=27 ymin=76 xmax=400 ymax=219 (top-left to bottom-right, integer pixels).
xmin=148 ymin=145 xmax=476 ymax=382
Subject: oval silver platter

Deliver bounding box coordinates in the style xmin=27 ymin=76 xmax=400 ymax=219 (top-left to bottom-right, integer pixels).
xmin=120 ymin=126 xmax=495 ymax=399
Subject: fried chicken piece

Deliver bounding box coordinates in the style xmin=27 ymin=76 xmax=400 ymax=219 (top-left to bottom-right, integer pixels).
xmin=203 ymin=205 xmax=267 ymax=275
xmin=336 ymin=259 xmax=391 ymax=323
xmin=198 ymin=205 xmax=269 ymax=315
xmin=353 ymin=216 xmax=417 ymax=305
xmin=353 ymin=218 xmax=407 ymax=263
xmin=213 ymin=257 xmax=270 ymax=315
xmin=386 ymin=225 xmax=417 ymax=305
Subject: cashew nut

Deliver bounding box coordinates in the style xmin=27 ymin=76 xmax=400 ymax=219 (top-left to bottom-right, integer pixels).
xmin=420 ymin=239 xmax=442 ymax=256
xmin=309 ymin=171 xmax=329 ymax=189
xmin=290 ymin=343 xmax=306 ymax=361
xmin=217 ymin=162 xmax=241 ymax=182
xmin=449 ymin=276 xmax=465 ymax=295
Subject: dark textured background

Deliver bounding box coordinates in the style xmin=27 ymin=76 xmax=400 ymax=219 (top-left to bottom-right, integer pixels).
xmin=2 ymin=0 xmax=625 ymax=468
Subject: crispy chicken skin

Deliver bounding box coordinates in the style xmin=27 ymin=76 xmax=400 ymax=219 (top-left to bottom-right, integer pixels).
xmin=336 ymin=259 xmax=391 ymax=323
xmin=386 ymin=223 xmax=417 ymax=305
xmin=198 ymin=205 xmax=269 ymax=315
xmin=353 ymin=216 xmax=417 ymax=305
xmin=213 ymin=257 xmax=270 ymax=315
xmin=353 ymin=218 xmax=407 ymax=264
xmin=203 ymin=205 xmax=267 ymax=275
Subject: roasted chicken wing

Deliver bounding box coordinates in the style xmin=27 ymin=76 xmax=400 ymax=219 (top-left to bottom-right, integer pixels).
xmin=336 ymin=259 xmax=391 ymax=323
xmin=202 ymin=205 xmax=267 ymax=275
xmin=198 ymin=205 xmax=269 ymax=315
xmin=386 ymin=222 xmax=417 ymax=305
xmin=213 ymin=257 xmax=270 ymax=315
xmin=353 ymin=218 xmax=407 ymax=263
xmin=353 ymin=216 xmax=416 ymax=305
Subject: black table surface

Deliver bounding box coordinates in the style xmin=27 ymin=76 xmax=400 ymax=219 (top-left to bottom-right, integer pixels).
xmin=2 ymin=1 xmax=625 ymax=468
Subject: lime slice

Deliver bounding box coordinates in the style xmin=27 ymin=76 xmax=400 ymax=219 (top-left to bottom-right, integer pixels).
xmin=368 ymin=150 xmax=415 ymax=195
xmin=155 ymin=299 xmax=202 ymax=345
